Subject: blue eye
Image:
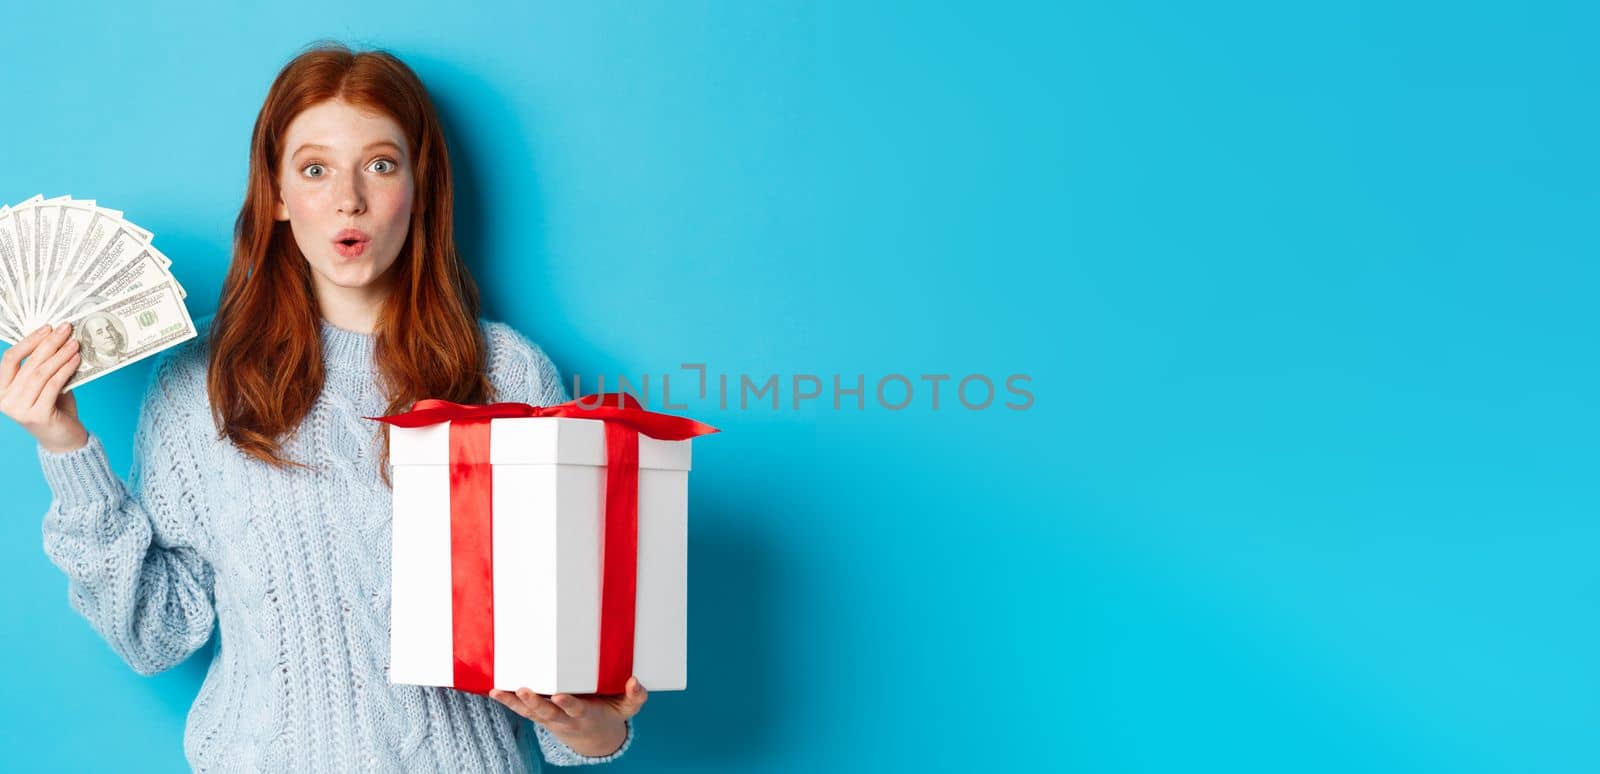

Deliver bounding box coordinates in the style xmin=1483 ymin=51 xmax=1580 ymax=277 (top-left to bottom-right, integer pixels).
xmin=370 ymin=158 xmax=397 ymax=173
xmin=303 ymin=163 xmax=326 ymax=178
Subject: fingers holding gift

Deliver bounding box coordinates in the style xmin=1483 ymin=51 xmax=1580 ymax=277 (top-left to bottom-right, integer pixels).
xmin=490 ymin=688 xmax=574 ymax=727
xmin=550 ymin=693 xmax=588 ymax=719
xmin=623 ymin=676 xmax=649 ymax=717
xmin=488 ymin=689 xmax=531 ymax=718
xmin=595 ymin=676 xmax=649 ymax=719
xmin=519 ymin=689 xmax=582 ymax=725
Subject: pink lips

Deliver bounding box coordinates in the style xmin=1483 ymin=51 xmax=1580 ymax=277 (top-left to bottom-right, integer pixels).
xmin=333 ymin=228 xmax=371 ymax=258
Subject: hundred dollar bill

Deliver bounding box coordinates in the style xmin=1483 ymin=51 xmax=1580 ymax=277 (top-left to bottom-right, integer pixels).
xmin=38 ymin=200 xmax=98 ymax=324
xmin=50 ymin=244 xmax=178 ymax=323
xmin=28 ymin=195 xmax=72 ymax=322
xmin=45 ymin=206 xmax=128 ymax=323
xmin=0 ymin=206 xmax=24 ymax=342
xmin=87 ymin=204 xmax=152 ymax=243
xmin=28 ymin=203 xmax=57 ymax=324
xmin=61 ymin=279 xmax=197 ymax=392
xmin=10 ymin=198 xmax=39 ymax=321
xmin=45 ymin=205 xmax=165 ymax=323
xmin=52 ymin=221 xmax=150 ymax=322
xmin=0 ymin=195 xmax=191 ymax=346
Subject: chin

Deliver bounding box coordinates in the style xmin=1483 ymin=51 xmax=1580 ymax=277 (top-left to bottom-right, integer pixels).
xmin=338 ymin=272 xmax=379 ymax=288
xmin=320 ymin=264 xmax=388 ymax=289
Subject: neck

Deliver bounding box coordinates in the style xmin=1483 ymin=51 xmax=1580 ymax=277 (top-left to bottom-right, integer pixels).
xmin=312 ymin=273 xmax=391 ymax=334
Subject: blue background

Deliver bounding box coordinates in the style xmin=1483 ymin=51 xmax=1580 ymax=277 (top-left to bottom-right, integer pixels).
xmin=1 ymin=1 xmax=1595 ymax=771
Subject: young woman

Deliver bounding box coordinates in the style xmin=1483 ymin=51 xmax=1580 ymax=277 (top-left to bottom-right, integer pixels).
xmin=0 ymin=43 xmax=646 ymax=771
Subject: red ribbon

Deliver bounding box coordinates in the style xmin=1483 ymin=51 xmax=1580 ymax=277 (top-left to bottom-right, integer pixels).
xmin=370 ymin=393 xmax=718 ymax=695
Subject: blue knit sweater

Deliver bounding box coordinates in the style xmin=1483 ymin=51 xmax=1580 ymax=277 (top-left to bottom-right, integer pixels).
xmin=35 ymin=318 xmax=634 ymax=772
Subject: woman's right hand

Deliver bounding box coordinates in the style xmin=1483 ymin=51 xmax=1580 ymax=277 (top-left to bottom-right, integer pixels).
xmin=0 ymin=323 xmax=89 ymax=453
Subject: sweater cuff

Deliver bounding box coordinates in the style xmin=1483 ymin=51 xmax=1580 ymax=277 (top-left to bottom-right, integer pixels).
xmin=37 ymin=433 xmax=125 ymax=507
xmin=545 ymin=717 xmax=633 ymax=766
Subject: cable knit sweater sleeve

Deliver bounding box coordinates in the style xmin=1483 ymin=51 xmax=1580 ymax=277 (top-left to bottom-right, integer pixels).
xmin=36 ymin=343 xmax=216 ymax=677
xmin=485 ymin=321 xmax=637 ymax=767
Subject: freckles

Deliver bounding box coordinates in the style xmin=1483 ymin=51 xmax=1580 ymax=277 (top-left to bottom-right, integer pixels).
xmin=377 ymin=184 xmax=416 ymax=223
xmin=280 ymin=182 xmax=316 ymax=214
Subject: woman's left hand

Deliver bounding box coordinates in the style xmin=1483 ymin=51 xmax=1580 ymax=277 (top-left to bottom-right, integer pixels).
xmin=489 ymin=676 xmax=648 ymax=757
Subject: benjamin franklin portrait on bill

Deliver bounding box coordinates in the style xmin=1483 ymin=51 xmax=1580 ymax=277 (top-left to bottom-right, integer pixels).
xmin=75 ymin=312 xmax=128 ymax=370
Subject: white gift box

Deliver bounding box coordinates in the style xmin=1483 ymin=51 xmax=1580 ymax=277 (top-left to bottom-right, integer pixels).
xmin=387 ymin=416 xmax=692 ymax=694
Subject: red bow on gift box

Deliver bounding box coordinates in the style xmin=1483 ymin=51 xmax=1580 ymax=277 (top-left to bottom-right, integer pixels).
xmin=369 ymin=394 xmax=718 ymax=695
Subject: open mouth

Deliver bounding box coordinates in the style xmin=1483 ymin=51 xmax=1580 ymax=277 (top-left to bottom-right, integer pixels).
xmin=334 ymin=240 xmax=368 ymax=257
xmin=333 ymin=229 xmax=371 ymax=257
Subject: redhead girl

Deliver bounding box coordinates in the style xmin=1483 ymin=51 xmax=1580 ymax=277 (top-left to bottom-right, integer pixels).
xmin=0 ymin=43 xmax=645 ymax=771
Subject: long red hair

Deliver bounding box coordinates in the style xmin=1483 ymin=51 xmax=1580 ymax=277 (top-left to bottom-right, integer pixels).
xmin=209 ymin=42 xmax=494 ymax=482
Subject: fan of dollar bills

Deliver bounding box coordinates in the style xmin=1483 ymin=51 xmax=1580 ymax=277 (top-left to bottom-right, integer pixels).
xmin=0 ymin=194 xmax=197 ymax=391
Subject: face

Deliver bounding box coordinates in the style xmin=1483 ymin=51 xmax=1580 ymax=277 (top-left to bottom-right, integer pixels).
xmin=86 ymin=316 xmax=120 ymax=354
xmin=274 ymin=99 xmax=415 ymax=295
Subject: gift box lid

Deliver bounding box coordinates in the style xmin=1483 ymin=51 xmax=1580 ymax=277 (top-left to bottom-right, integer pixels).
xmin=389 ymin=416 xmax=693 ymax=470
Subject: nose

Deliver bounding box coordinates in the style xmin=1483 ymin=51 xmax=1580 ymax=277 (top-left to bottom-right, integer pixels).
xmin=336 ymin=172 xmax=366 ymax=217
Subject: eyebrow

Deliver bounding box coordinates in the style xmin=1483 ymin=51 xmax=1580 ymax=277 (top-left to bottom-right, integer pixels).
xmin=291 ymin=140 xmax=405 ymax=157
